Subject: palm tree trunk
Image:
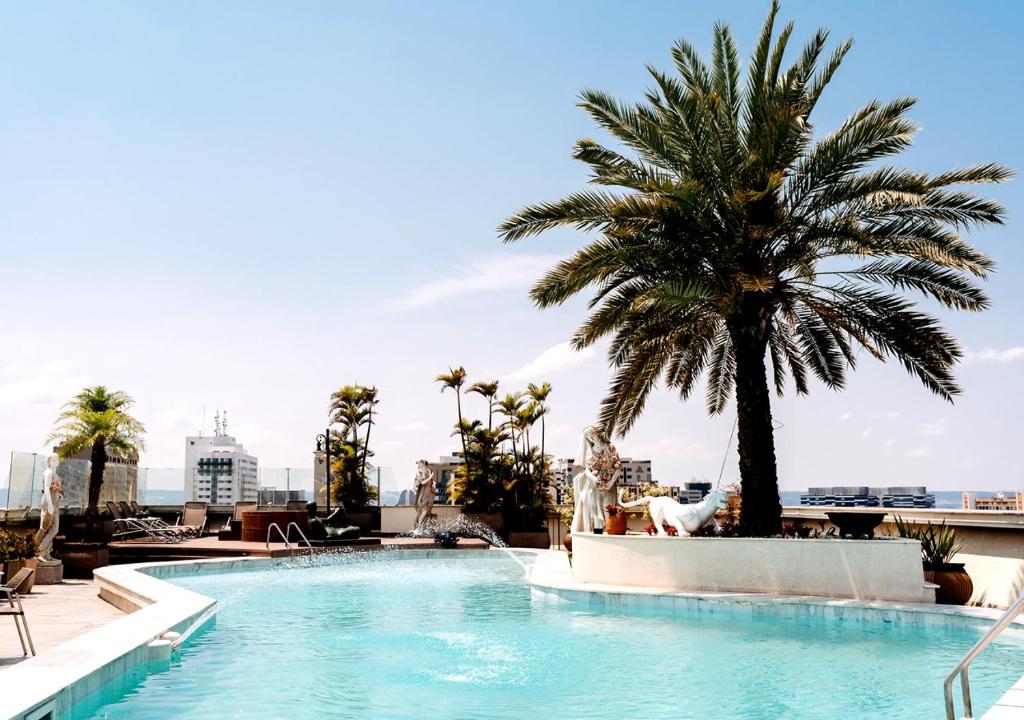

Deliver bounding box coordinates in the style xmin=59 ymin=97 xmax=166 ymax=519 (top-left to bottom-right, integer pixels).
xmin=455 ymin=394 xmax=470 ymax=484
xmin=361 ymin=411 xmax=373 ymax=488
xmin=88 ymin=440 xmax=107 ymax=518
xmin=729 ymin=299 xmax=782 ymax=536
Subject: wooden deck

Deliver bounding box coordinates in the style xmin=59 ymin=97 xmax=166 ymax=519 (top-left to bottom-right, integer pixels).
xmin=109 ymin=535 xmax=490 ymax=562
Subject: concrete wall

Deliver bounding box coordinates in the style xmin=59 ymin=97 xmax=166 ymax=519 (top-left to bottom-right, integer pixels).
xmin=783 ymin=507 xmax=1024 ymax=608
xmin=380 ymin=504 xmax=463 ymax=534
xmin=571 ymin=533 xmax=934 ymax=603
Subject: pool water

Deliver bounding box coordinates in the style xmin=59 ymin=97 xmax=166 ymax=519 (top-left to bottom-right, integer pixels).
xmin=69 ymin=553 xmax=1023 ymax=720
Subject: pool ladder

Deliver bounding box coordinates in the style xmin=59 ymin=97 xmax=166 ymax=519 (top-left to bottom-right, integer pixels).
xmin=945 ymin=589 xmax=1024 ymax=719
xmin=265 ymin=522 xmax=312 ymax=556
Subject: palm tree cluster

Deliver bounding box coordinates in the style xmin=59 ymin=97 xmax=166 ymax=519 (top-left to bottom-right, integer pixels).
xmin=327 ymin=384 xmax=380 ymax=509
xmin=499 ymin=2 xmax=1009 ymax=536
xmin=48 ymin=385 xmax=145 ymax=519
xmin=435 ymin=370 xmax=554 ymax=531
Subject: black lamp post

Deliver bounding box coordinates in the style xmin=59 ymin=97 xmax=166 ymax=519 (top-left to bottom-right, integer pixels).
xmin=315 ymin=430 xmax=331 ymax=516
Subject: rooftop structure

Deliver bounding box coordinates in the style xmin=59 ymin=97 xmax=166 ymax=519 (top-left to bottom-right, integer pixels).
xmin=184 ymin=411 xmax=259 ymax=504
xmin=963 ymin=491 xmax=1024 ymax=511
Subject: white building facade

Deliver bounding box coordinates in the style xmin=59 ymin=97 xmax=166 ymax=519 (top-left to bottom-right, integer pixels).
xmin=184 ymin=413 xmax=259 ymax=503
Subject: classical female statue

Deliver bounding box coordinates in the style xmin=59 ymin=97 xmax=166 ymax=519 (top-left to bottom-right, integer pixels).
xmin=35 ymin=454 xmax=64 ymax=561
xmin=413 ymin=459 xmax=435 ymax=530
xmin=570 ymin=426 xmax=622 ymax=534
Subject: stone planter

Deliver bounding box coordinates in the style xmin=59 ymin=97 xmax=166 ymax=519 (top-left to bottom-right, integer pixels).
xmin=507 ymin=530 xmax=550 ymax=549
xmin=57 ymin=542 xmax=110 ymax=579
xmin=570 ymin=533 xmax=935 ymax=603
xmin=463 ymin=512 xmax=504 ymax=535
xmin=924 ymin=563 xmax=974 ymax=605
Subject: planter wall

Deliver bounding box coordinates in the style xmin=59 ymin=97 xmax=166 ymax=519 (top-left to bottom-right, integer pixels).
xmin=380 ymin=505 xmax=463 ymax=534
xmin=507 ymin=530 xmax=550 ymax=549
xmin=571 ymin=533 xmax=934 ymax=603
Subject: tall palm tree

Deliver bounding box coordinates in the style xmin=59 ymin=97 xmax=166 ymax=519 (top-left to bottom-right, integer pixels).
xmin=48 ymin=386 xmax=145 ymax=518
xmin=467 ymin=380 xmax=500 ymax=430
xmin=329 ymin=384 xmax=379 ymax=507
xmin=499 ymin=2 xmax=1009 ymax=535
xmin=358 ymin=386 xmax=379 ymax=485
xmin=435 ymin=367 xmax=470 ymax=477
xmin=527 ymin=382 xmax=552 ymax=473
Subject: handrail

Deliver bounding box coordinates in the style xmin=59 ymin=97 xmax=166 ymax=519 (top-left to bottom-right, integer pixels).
xmin=285 ymin=522 xmax=311 ymax=549
xmin=265 ymin=523 xmax=293 ymax=554
xmin=945 ymin=590 xmax=1024 ymax=719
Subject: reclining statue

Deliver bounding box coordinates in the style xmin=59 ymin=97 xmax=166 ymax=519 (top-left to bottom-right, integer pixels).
xmin=306 ymin=501 xmax=361 ymax=541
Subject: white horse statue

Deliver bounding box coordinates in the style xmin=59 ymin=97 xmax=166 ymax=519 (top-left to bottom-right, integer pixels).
xmin=619 ymin=488 xmax=730 ymax=536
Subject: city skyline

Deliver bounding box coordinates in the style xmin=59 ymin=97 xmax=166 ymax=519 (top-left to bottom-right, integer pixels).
xmin=1 ymin=1 xmax=1022 ymax=492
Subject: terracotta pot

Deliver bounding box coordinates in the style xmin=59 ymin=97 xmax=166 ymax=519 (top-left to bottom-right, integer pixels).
xmin=924 ymin=563 xmax=974 ymax=605
xmin=19 ymin=558 xmax=37 ymax=593
xmin=3 ymin=559 xmax=25 ymax=583
xmin=507 ymin=530 xmax=550 ymax=549
xmin=563 ymin=533 xmax=573 ymax=552
xmin=605 ymin=511 xmax=628 ymax=535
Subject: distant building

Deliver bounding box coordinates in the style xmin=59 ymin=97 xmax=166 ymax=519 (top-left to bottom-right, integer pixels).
xmin=963 ymin=491 xmax=1023 ymax=511
xmin=679 ymin=480 xmax=712 ymax=504
xmin=184 ymin=411 xmax=259 ymax=504
xmin=426 ymin=455 xmax=463 ymax=504
xmin=550 ymin=456 xmax=654 ymax=503
xmin=257 ymin=488 xmax=307 ymax=506
xmin=800 ymin=486 xmax=935 ymax=508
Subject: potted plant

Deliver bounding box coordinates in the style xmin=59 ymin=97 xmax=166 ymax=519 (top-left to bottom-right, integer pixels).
xmin=17 ymin=533 xmax=38 ymax=593
xmin=604 ymin=504 xmax=627 ymax=535
xmin=895 ymin=516 xmax=973 ymax=605
xmin=0 ymin=529 xmax=37 ymax=589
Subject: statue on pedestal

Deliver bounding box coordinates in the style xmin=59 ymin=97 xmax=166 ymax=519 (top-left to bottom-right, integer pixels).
xmin=35 ymin=454 xmax=63 ymax=562
xmin=413 ymin=459 xmax=436 ymax=530
xmin=570 ymin=426 xmax=622 ymax=534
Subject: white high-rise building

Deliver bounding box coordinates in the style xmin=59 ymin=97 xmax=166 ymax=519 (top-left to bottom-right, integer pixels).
xmin=184 ymin=411 xmax=259 ymax=504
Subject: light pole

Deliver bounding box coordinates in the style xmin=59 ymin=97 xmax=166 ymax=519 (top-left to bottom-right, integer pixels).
xmin=315 ymin=431 xmax=331 ymax=516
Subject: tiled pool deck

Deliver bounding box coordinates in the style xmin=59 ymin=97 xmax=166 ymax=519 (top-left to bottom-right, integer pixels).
xmin=0 ymin=581 xmax=125 ymax=669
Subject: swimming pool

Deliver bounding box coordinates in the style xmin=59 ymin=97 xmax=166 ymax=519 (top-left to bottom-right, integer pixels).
xmin=69 ymin=553 xmax=1023 ymax=719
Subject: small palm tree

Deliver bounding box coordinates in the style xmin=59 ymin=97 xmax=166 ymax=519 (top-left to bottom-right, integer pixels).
xmin=527 ymin=382 xmax=553 ymax=473
xmin=329 ymin=384 xmax=379 ymax=507
xmin=467 ymin=380 xmax=500 ymax=430
xmin=499 ymin=2 xmax=1009 ymax=535
xmin=496 ymin=391 xmax=525 ymax=462
xmin=48 ymin=386 xmax=145 ymax=518
xmin=435 ymin=367 xmax=470 ymax=476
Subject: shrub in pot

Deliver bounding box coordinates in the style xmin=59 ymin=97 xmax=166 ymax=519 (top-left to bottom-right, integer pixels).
xmin=0 ymin=529 xmax=38 ymax=591
xmin=895 ymin=516 xmax=973 ymax=605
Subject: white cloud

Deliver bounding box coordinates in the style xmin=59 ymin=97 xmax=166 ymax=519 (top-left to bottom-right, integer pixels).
xmin=883 ymin=437 xmax=896 ymax=448
xmin=860 ymin=428 xmax=872 ymax=439
xmin=839 ymin=411 xmax=852 ymax=421
xmin=907 ymin=446 xmax=931 ymax=459
xmin=624 ymin=436 xmax=715 ymax=461
xmin=394 ymin=421 xmax=430 ymax=433
xmin=921 ymin=419 xmax=947 ymax=437
xmin=964 ymin=347 xmax=1024 ymax=365
xmin=501 ymin=341 xmax=597 ymax=383
xmin=389 ymin=253 xmax=561 ymax=311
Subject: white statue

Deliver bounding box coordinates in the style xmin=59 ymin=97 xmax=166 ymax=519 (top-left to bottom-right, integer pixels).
xmin=413 ymin=459 xmax=435 ymax=529
xmin=619 ymin=488 xmax=730 ymax=536
xmin=570 ymin=426 xmax=622 ymax=534
xmin=35 ymin=454 xmax=64 ymax=561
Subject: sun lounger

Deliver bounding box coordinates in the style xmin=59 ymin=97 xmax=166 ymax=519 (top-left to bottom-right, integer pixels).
xmin=106 ymin=501 xmax=182 ymax=543
xmin=173 ymin=502 xmax=208 ymax=538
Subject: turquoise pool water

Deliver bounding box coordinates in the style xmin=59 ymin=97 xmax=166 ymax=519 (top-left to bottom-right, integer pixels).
xmin=69 ymin=553 xmax=1023 ymax=719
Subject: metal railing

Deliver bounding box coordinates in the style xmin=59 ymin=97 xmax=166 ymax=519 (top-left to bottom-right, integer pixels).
xmin=265 ymin=523 xmax=292 ymax=554
xmin=945 ymin=590 xmax=1024 ymax=719
xmin=285 ymin=522 xmax=311 ymax=548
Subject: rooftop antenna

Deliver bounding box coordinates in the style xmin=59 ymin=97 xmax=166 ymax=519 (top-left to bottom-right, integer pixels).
xmin=214 ymin=410 xmax=221 ymax=436
xmin=201 ymin=405 xmax=206 ymax=437
xmin=222 ymin=410 xmax=229 ymax=436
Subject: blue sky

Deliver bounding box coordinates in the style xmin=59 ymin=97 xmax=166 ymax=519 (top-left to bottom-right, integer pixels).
xmin=1 ymin=1 xmax=1021 ymax=493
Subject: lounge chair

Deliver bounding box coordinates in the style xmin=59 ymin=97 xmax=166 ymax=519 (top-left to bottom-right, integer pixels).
xmin=0 ymin=568 xmax=36 ymax=656
xmin=106 ymin=501 xmax=182 ymax=543
xmin=218 ymin=501 xmax=257 ymax=541
xmin=174 ymin=502 xmax=208 ymax=538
